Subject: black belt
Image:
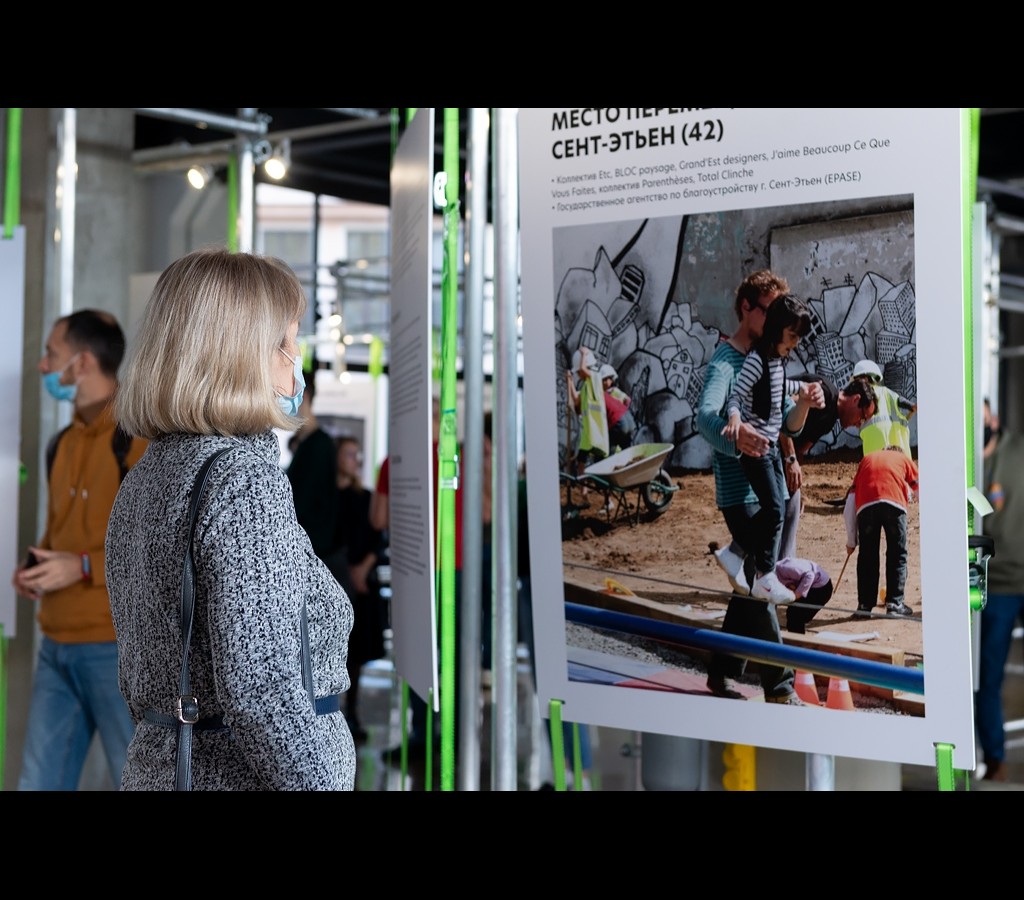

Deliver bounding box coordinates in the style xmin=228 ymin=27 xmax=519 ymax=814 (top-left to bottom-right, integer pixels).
xmin=143 ymin=694 xmax=343 ymax=732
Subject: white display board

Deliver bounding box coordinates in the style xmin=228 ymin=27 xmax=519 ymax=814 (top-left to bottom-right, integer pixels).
xmin=387 ymin=109 xmax=439 ymax=709
xmin=1 ymin=227 xmax=26 ymax=637
xmin=520 ymin=108 xmax=972 ymax=768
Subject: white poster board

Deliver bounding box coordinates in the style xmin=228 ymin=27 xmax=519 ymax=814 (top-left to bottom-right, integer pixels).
xmin=519 ymin=108 xmax=972 ymax=768
xmin=387 ymin=109 xmax=439 ymax=708
xmin=1 ymin=227 xmax=26 ymax=636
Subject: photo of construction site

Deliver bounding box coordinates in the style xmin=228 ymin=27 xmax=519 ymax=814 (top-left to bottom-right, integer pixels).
xmin=551 ymin=197 xmax=924 ymax=717
xmin=520 ymin=108 xmax=972 ymax=767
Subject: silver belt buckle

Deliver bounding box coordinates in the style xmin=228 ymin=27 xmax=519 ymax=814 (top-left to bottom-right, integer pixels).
xmin=176 ymin=695 xmax=200 ymax=725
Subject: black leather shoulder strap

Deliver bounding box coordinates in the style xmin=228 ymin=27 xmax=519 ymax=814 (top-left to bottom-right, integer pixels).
xmin=176 ymin=446 xmax=234 ymax=791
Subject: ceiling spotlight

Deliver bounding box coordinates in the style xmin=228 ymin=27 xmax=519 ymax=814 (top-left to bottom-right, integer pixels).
xmin=263 ymin=139 xmax=291 ymax=181
xmin=186 ymin=164 xmax=214 ymax=190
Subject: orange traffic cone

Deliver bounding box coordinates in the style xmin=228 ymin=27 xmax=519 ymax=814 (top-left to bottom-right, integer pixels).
xmin=826 ymin=677 xmax=855 ymax=711
xmin=794 ymin=671 xmax=821 ymax=705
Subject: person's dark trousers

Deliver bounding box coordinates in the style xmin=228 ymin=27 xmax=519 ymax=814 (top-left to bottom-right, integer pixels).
xmin=785 ymin=579 xmax=834 ymax=633
xmin=609 ymin=410 xmax=636 ymax=452
xmin=706 ymin=502 xmax=794 ymax=699
xmin=856 ymin=504 xmax=908 ymax=608
xmin=975 ymin=593 xmax=1024 ymax=767
xmin=408 ymin=691 xmax=429 ymax=751
xmin=739 ymin=445 xmax=786 ymax=575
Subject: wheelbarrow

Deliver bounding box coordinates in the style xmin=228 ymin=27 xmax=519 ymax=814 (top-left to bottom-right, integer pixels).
xmin=578 ymin=442 xmax=678 ymax=526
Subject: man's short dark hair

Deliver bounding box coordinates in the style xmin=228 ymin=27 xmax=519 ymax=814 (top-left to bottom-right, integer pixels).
xmin=62 ymin=309 xmax=125 ymax=377
xmin=842 ymin=378 xmax=876 ymax=412
xmin=734 ymin=270 xmax=789 ymax=319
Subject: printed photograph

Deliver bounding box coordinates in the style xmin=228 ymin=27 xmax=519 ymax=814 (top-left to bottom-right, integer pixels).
xmin=552 ymin=196 xmax=925 ymax=716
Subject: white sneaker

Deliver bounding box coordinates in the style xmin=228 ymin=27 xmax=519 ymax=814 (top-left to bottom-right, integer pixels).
xmin=751 ymin=571 xmax=796 ymax=605
xmin=714 ymin=545 xmax=750 ymax=595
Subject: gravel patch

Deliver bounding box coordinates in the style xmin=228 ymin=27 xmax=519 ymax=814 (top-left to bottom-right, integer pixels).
xmin=567 ymin=622 xmax=906 ymax=714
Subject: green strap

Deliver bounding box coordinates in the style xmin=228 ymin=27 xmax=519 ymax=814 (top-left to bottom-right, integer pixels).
xmin=548 ymin=699 xmax=567 ymax=791
xmin=569 ymin=721 xmax=584 ymax=791
xmin=935 ymin=743 xmax=969 ymax=791
xmin=369 ymin=336 xmax=384 ymax=480
xmin=227 ymin=156 xmax=239 ymax=252
xmin=3 ymin=108 xmax=21 ymax=239
xmin=390 ymin=109 xmax=399 ymax=164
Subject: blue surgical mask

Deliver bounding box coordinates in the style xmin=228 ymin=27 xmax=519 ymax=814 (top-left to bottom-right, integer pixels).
xmin=276 ymin=348 xmax=305 ymax=417
xmin=42 ymin=354 xmax=79 ymax=402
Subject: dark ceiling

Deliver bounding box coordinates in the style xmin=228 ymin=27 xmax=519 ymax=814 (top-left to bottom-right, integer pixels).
xmin=132 ymin=108 xmax=469 ymax=209
xmin=977 ymin=108 xmax=1024 ymax=224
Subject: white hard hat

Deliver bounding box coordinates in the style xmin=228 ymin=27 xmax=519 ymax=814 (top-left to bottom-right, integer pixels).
xmin=597 ymin=364 xmax=618 ymax=382
xmin=571 ymin=346 xmax=596 ymax=373
xmin=853 ymin=359 xmax=883 ymax=384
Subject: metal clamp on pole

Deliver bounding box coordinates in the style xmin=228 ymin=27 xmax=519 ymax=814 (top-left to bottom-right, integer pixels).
xmin=968 ymin=534 xmax=995 ymax=612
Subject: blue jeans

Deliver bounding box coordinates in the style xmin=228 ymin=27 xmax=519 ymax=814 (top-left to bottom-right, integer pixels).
xmin=975 ymin=593 xmax=1024 ymax=765
xmin=18 ymin=636 xmax=134 ymax=791
xmin=856 ymin=504 xmax=908 ymax=608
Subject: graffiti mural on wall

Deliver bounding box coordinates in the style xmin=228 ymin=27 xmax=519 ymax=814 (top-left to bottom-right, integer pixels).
xmin=554 ymin=201 xmax=916 ymax=473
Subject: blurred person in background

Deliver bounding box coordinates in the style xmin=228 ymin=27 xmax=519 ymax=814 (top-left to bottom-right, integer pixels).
xmin=13 ymin=309 xmax=147 ymax=790
xmin=976 ymin=398 xmax=1024 ymax=782
xmin=327 ymin=436 xmax=387 ymax=742
xmin=286 ymin=371 xmax=338 ymax=561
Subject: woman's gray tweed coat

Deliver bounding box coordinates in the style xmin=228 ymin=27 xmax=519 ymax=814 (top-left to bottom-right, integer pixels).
xmin=106 ymin=432 xmax=355 ymax=790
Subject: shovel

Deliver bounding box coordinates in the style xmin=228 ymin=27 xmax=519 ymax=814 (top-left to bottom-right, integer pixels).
xmin=834 ymin=549 xmax=854 ymax=593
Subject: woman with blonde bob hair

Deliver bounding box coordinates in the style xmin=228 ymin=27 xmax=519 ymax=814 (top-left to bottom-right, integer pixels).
xmin=106 ymin=247 xmax=356 ymax=791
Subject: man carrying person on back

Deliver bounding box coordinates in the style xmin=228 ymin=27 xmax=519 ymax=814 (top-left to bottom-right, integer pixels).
xmin=696 ymin=271 xmax=822 ymax=705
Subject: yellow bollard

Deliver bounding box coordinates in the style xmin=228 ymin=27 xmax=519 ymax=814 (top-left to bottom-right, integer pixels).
xmin=722 ymin=743 xmax=756 ymax=791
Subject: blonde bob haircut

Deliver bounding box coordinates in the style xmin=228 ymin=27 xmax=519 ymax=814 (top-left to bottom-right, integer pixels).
xmin=116 ymin=247 xmax=307 ymax=439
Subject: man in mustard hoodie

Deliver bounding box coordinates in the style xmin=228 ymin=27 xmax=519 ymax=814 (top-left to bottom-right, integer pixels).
xmin=12 ymin=310 xmax=147 ymax=790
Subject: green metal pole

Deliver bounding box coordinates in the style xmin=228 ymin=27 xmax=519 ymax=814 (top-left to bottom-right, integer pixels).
xmin=950 ymin=107 xmax=981 ymax=792
xmin=549 ymin=699 xmax=566 ymax=791
xmin=4 ymin=108 xmax=22 ymax=239
xmin=1 ymin=107 xmax=23 ymax=783
xmin=436 ymin=108 xmax=460 ymax=791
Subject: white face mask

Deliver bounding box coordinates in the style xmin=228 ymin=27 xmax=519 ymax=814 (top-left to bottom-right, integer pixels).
xmin=276 ymin=348 xmax=305 ymax=416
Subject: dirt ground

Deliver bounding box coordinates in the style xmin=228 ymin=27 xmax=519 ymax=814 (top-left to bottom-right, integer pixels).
xmin=559 ymin=449 xmax=923 ymax=664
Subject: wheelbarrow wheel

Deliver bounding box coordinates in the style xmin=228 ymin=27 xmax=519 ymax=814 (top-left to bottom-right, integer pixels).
xmin=643 ymin=469 xmax=674 ymax=515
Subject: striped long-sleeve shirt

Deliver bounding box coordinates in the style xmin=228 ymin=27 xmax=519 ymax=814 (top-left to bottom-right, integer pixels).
xmin=727 ymin=350 xmax=799 ymax=443
xmin=697 ymin=341 xmax=796 ymax=510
